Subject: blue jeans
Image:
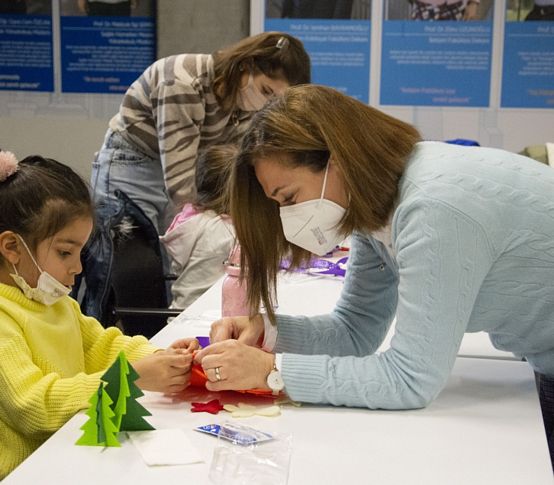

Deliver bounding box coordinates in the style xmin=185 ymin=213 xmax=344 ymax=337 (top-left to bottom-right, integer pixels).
xmin=91 ymin=129 xmax=175 ymax=234
xmin=80 ymin=130 xmax=175 ymax=322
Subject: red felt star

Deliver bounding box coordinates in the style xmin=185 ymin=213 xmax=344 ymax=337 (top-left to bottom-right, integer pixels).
xmin=191 ymin=399 xmax=224 ymax=415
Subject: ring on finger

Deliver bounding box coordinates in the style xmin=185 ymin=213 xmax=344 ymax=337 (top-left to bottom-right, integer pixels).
xmin=214 ymin=366 xmax=222 ymax=382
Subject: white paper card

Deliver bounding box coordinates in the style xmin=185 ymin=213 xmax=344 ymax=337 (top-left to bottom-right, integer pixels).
xmin=128 ymin=429 xmax=203 ymax=466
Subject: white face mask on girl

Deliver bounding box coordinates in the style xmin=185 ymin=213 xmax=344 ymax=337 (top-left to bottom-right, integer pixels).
xmin=279 ymin=162 xmax=346 ymax=256
xmin=9 ymin=236 xmax=71 ymax=305
xmin=237 ymin=73 xmax=268 ymax=112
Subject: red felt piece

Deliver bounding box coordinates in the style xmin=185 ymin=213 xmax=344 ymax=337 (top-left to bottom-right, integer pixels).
xmin=190 ymin=399 xmax=224 ymax=415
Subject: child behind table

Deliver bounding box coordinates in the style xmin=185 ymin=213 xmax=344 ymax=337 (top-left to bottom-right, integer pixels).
xmin=0 ymin=151 xmax=197 ymax=479
xmin=160 ymin=144 xmax=238 ymax=309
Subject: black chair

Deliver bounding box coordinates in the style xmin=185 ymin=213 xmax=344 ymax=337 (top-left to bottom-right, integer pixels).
xmin=109 ymin=219 xmax=182 ymax=339
xmin=79 ymin=190 xmax=182 ymax=339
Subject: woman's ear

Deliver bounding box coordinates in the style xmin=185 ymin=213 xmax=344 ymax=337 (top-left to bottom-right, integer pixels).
xmin=328 ymin=156 xmax=339 ymax=173
xmin=239 ymin=59 xmax=255 ymax=73
xmin=0 ymin=231 xmax=22 ymax=265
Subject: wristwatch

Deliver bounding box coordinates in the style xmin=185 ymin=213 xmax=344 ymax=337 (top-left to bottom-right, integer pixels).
xmin=266 ymin=362 xmax=285 ymax=395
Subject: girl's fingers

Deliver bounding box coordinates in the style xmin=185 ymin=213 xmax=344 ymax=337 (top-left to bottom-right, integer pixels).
xmin=167 ymin=353 xmax=193 ymax=369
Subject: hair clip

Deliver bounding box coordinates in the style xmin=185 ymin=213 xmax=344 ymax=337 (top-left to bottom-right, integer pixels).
xmin=0 ymin=150 xmax=19 ymax=182
xmin=276 ymin=36 xmax=289 ymax=49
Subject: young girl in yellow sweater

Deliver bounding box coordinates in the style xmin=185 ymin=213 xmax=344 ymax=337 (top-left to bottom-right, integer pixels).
xmin=0 ymin=151 xmax=198 ymax=479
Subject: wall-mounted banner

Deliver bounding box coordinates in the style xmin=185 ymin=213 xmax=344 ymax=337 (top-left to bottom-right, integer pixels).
xmin=265 ymin=1 xmax=371 ymax=102
xmin=0 ymin=1 xmax=53 ymax=92
xmin=60 ymin=0 xmax=155 ymax=94
xmin=380 ymin=1 xmax=493 ymax=107
xmin=501 ymin=2 xmax=554 ymax=108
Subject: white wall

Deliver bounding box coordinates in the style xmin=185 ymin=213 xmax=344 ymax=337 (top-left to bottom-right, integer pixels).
xmin=0 ymin=0 xmax=250 ymax=180
xmin=0 ymin=0 xmax=552 ymax=182
xmin=0 ymin=94 xmax=114 ymax=180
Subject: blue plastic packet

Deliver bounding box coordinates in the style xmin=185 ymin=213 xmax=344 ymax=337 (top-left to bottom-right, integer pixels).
xmin=195 ymin=422 xmax=274 ymax=446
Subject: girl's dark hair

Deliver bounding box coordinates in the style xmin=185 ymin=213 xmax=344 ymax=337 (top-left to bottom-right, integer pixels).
xmin=212 ymin=31 xmax=311 ymax=111
xmin=194 ymin=144 xmax=238 ymax=215
xmin=0 ymin=155 xmax=93 ymax=250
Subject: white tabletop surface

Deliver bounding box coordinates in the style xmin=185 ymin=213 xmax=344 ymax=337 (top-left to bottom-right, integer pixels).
xmin=175 ymin=272 xmax=517 ymax=361
xmin=4 ymin=273 xmax=551 ymax=484
xmin=4 ymin=347 xmax=551 ymax=484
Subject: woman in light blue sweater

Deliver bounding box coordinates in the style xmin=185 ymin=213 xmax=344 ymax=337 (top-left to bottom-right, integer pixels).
xmin=195 ymin=85 xmax=554 ymax=463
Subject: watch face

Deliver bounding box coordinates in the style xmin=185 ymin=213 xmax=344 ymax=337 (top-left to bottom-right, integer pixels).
xmin=267 ymin=369 xmax=285 ymax=391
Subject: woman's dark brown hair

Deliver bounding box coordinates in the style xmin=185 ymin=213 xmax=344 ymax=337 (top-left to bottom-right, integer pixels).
xmin=212 ymin=31 xmax=311 ymax=111
xmin=230 ymin=85 xmax=421 ymax=322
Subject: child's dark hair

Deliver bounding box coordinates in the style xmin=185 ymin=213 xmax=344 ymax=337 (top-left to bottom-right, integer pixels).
xmin=194 ymin=144 xmax=238 ymax=215
xmin=0 ymin=155 xmax=93 ymax=250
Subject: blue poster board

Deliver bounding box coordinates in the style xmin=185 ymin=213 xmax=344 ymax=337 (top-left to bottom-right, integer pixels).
xmin=501 ymin=22 xmax=554 ymax=109
xmin=0 ymin=15 xmax=53 ymax=92
xmin=380 ymin=21 xmax=492 ymax=107
xmin=61 ymin=16 xmax=154 ymax=94
xmin=265 ymin=18 xmax=371 ymax=103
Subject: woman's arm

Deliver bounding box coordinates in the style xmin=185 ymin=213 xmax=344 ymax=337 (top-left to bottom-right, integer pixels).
xmin=279 ymin=198 xmax=494 ymax=409
xmin=152 ymin=79 xmax=206 ymax=206
xmin=273 ymin=232 xmax=398 ymax=357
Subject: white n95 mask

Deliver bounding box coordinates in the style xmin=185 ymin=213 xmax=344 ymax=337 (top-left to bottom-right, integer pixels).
xmin=10 ymin=237 xmax=71 ymax=306
xmin=279 ymin=163 xmax=346 ymax=256
xmin=237 ymin=73 xmax=268 ymax=112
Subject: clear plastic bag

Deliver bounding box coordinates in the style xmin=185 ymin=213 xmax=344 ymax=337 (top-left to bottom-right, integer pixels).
xmin=208 ymin=422 xmax=292 ymax=485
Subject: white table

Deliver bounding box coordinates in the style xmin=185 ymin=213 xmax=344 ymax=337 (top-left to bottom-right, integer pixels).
xmin=5 ymin=273 xmax=551 ymax=484
xmin=172 ymin=273 xmax=517 ymax=361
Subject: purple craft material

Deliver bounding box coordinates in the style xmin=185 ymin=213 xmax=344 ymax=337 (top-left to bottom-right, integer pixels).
xmin=308 ymin=257 xmax=348 ymax=277
xmin=196 ymin=336 xmax=210 ymax=348
xmin=279 ymin=256 xmax=348 ymax=277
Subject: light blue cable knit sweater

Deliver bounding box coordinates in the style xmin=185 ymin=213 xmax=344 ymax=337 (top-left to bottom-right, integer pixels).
xmin=274 ymin=141 xmax=554 ymax=409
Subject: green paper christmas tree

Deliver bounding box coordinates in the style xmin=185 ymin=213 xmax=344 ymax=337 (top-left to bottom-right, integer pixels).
xmin=76 ymin=351 xmax=154 ymax=447
xmin=119 ymin=363 xmax=154 ymax=431
xmin=103 ymin=352 xmax=127 ymax=429
xmin=76 ymin=383 xmax=120 ymax=447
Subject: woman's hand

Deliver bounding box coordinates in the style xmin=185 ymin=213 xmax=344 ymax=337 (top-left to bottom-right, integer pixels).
xmin=195 ymin=340 xmax=274 ymax=392
xmin=210 ymin=315 xmax=265 ymax=346
xmin=133 ymin=349 xmax=193 ymax=394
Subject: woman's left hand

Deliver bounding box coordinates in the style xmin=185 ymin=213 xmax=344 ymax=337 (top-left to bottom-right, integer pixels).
xmin=194 ymin=340 xmax=274 ymax=392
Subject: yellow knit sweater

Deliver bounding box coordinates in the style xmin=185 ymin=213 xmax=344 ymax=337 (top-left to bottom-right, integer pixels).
xmin=0 ymin=283 xmax=157 ymax=479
